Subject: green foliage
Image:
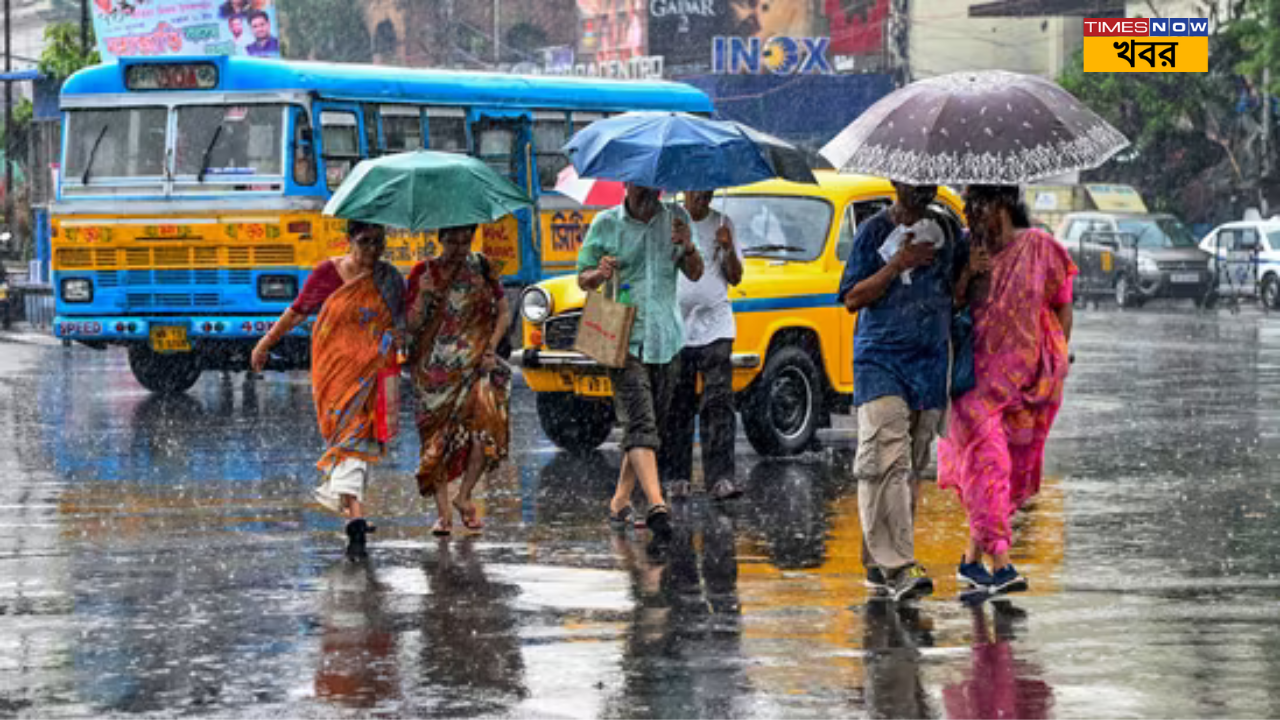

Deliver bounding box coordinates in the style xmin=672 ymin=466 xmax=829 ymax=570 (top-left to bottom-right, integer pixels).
xmin=277 ymin=0 xmax=372 ymax=62
xmin=37 ymin=22 xmax=101 ymax=83
xmin=1229 ymin=0 xmax=1279 ymax=92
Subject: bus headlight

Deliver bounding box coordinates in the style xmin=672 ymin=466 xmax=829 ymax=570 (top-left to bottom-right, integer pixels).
xmin=258 ymin=275 xmax=298 ymax=300
xmin=61 ymin=278 xmax=93 ymax=303
xmin=520 ymin=287 xmax=552 ymax=324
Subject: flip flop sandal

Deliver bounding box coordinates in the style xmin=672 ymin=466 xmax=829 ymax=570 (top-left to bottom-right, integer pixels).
xmin=607 ymin=504 xmax=634 ymax=530
xmin=453 ymin=500 xmax=485 ymax=533
xmin=431 ymin=519 xmax=452 ymax=537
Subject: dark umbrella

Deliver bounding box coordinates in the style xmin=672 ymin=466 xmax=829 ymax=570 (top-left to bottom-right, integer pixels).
xmin=820 ymin=70 xmax=1129 ymax=185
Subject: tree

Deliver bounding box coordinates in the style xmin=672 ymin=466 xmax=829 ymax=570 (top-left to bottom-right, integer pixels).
xmin=277 ymin=0 xmax=372 ymax=62
xmin=37 ymin=21 xmax=101 ymax=83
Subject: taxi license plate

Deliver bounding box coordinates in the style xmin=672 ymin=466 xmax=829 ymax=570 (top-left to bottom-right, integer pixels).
xmin=1171 ymin=272 xmax=1201 ymax=284
xmin=575 ymin=375 xmax=612 ymax=397
xmin=149 ymin=326 xmax=191 ymax=353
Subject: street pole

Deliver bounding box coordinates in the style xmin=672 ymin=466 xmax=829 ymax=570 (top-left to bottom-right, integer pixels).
xmin=1264 ymin=66 xmax=1272 ymax=215
xmin=81 ymin=0 xmax=89 ymax=55
xmin=493 ymin=0 xmax=500 ymax=65
xmin=4 ymin=0 xmax=12 ymax=239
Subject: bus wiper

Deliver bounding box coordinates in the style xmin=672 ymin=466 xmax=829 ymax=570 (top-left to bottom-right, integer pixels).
xmin=81 ymin=125 xmax=109 ymax=186
xmin=743 ymin=244 xmax=806 ymax=256
xmin=197 ymin=125 xmax=225 ymax=183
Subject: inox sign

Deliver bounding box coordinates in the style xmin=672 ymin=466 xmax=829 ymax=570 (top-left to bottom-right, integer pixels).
xmin=712 ymin=36 xmax=834 ymax=75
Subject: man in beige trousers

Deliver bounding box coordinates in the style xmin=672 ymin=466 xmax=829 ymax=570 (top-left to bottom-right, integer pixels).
xmin=836 ymin=182 xmax=965 ymax=601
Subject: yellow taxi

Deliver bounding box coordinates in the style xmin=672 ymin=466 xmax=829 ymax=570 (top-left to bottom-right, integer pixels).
xmin=517 ymin=171 xmax=965 ymax=456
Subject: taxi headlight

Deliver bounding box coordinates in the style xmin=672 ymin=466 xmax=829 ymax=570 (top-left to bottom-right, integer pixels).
xmin=1138 ymin=256 xmax=1160 ymax=275
xmin=61 ymin=278 xmax=93 ymax=303
xmin=520 ymin=286 xmax=552 ymax=324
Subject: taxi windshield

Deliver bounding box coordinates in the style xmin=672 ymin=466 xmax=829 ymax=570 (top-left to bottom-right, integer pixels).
xmin=713 ymin=195 xmax=833 ymax=262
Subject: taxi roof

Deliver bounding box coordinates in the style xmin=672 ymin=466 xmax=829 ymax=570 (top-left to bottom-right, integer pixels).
xmin=728 ymin=170 xmax=964 ymax=210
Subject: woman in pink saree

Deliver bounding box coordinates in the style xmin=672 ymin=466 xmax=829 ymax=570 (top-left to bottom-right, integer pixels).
xmin=940 ymin=185 xmax=1076 ymax=594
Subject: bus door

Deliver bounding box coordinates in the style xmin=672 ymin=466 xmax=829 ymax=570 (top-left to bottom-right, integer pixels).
xmin=470 ymin=110 xmax=537 ymax=285
xmin=313 ymin=101 xmax=369 ymax=259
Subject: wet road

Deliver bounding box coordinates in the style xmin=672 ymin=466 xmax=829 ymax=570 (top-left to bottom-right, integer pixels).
xmin=3 ymin=307 xmax=1280 ymax=718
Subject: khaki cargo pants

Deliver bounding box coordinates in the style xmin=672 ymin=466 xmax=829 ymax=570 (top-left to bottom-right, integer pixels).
xmin=855 ymin=395 xmax=942 ymax=571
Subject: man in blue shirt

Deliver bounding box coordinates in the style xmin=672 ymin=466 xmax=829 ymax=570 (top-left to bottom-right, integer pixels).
xmin=837 ymin=182 xmax=965 ymax=601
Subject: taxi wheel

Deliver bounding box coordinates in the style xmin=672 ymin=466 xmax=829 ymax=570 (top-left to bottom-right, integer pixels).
xmin=537 ymin=393 xmax=614 ymax=453
xmin=743 ymin=346 xmax=820 ymax=457
xmin=128 ymin=345 xmax=203 ymax=395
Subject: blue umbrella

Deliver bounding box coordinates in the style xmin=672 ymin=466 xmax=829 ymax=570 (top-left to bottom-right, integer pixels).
xmin=562 ymin=112 xmax=816 ymax=192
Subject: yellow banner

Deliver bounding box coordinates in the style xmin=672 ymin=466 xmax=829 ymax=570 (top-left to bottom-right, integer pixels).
xmin=1083 ymin=36 xmax=1207 ymax=72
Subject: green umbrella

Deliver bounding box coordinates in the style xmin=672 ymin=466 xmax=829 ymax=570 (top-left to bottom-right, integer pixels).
xmin=322 ymin=151 xmax=534 ymax=231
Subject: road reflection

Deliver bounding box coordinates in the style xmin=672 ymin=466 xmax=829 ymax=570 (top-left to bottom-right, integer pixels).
xmin=315 ymin=560 xmax=400 ymax=710
xmin=608 ymin=502 xmax=748 ymax=718
xmin=942 ymin=602 xmax=1053 ymax=719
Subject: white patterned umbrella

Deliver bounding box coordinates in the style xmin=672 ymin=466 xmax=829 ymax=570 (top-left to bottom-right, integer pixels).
xmin=820 ymin=70 xmax=1129 ymax=186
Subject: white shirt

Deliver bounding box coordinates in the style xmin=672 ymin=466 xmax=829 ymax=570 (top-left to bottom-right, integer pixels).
xmin=678 ymin=210 xmax=742 ymax=348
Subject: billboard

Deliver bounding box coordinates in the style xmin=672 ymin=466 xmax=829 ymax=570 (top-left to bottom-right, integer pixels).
xmin=577 ymin=0 xmax=648 ymax=64
xmin=650 ymin=0 xmax=822 ymax=75
xmin=825 ymin=0 xmax=889 ymax=56
xmin=91 ymin=0 xmax=281 ymax=60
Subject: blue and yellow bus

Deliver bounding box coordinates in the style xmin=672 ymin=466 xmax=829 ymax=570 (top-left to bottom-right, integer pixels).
xmin=51 ymin=56 xmax=712 ymax=392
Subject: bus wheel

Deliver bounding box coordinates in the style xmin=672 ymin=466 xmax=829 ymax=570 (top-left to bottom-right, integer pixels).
xmin=742 ymin=346 xmax=821 ymax=457
xmin=536 ymin=393 xmax=614 ymax=453
xmin=128 ymin=346 xmax=203 ymax=395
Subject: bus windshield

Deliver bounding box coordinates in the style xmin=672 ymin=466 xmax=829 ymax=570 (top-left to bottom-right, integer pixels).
xmin=63 ymin=103 xmax=288 ymax=187
xmin=175 ymin=104 xmax=286 ymax=178
xmin=64 ymin=107 xmax=167 ymax=180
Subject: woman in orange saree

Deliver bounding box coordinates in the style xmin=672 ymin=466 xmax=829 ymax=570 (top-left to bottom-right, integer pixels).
xmin=253 ymin=221 xmax=404 ymax=558
xmin=406 ymin=224 xmax=512 ymax=536
xmin=940 ymin=185 xmax=1076 ymax=594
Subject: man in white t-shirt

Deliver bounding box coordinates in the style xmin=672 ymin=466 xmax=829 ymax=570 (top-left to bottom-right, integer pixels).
xmin=660 ymin=189 xmax=745 ymax=501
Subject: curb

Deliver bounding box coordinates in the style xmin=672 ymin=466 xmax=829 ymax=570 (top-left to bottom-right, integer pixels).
xmin=0 ymin=326 xmax=62 ymax=347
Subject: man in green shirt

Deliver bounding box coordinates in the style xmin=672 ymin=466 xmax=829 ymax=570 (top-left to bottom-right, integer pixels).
xmin=578 ymin=184 xmax=705 ymax=547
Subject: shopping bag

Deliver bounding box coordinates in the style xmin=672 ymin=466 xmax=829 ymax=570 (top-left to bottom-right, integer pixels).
xmin=374 ymin=364 xmax=400 ymax=442
xmin=573 ymin=282 xmax=635 ymax=369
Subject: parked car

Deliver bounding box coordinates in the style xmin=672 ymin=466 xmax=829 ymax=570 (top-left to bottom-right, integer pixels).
xmin=1198 ymin=220 xmax=1280 ymax=308
xmin=1056 ymin=212 xmax=1215 ymax=308
xmin=518 ymin=172 xmax=965 ymax=456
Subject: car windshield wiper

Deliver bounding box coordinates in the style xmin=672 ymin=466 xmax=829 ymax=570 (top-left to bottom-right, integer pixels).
xmin=743 ymin=244 xmax=806 ymax=256
xmin=197 ymin=124 xmax=225 ymax=183
xmin=80 ymin=124 xmax=109 ymax=186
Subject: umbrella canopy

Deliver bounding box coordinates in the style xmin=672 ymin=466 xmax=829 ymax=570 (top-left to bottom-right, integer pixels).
xmin=563 ymin=112 xmax=816 ymax=192
xmin=820 ymin=70 xmax=1129 ymax=186
xmin=554 ymin=165 xmax=627 ymax=206
xmin=323 ymin=151 xmax=533 ymax=231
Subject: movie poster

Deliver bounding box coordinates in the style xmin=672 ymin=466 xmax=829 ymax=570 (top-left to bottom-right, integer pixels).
xmin=92 ymin=0 xmax=282 ymax=60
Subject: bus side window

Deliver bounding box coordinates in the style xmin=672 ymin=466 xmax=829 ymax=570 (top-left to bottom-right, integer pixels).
xmin=381 ymin=105 xmax=424 ymax=152
xmin=425 ymin=107 xmax=468 ymax=153
xmin=320 ymin=110 xmax=360 ymax=191
xmin=293 ymin=110 xmax=317 ymax=186
xmin=533 ymin=111 xmax=569 ymax=191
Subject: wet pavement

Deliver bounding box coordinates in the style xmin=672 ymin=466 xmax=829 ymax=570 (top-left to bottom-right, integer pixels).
xmin=3 ymin=306 xmax=1280 ymax=718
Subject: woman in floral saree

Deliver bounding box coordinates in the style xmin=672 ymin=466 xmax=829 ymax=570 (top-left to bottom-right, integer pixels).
xmin=406 ymin=225 xmax=512 ymax=536
xmin=252 ymin=220 xmax=404 ymax=558
xmin=940 ymin=185 xmax=1076 ymax=594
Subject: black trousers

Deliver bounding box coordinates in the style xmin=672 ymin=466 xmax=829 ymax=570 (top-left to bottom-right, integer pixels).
xmin=659 ymin=339 xmax=736 ymax=486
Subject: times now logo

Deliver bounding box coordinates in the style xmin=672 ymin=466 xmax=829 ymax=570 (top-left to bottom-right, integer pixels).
xmin=1083 ymin=17 xmax=1210 ymax=36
